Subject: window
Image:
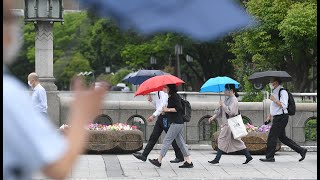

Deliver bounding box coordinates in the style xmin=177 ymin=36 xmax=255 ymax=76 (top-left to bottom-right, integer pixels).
xmin=127 ymin=115 xmax=147 ymax=141
xmin=198 ymin=115 xmax=218 ymax=141
xmin=93 ymin=114 xmax=112 ymax=125
xmin=305 ymin=117 xmax=317 ymax=141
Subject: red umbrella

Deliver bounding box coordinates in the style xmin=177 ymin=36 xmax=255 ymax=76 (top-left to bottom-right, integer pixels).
xmin=135 ymin=75 xmax=184 ymax=96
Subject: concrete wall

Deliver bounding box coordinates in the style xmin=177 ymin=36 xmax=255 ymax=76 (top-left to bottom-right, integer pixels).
xmin=58 ymin=92 xmax=317 ymax=146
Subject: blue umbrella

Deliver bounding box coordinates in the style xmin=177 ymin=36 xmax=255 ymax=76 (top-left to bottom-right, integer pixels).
xmin=200 ymin=76 xmax=240 ymax=100
xmin=122 ymin=69 xmax=169 ymax=85
xmin=80 ymin=0 xmax=256 ymax=41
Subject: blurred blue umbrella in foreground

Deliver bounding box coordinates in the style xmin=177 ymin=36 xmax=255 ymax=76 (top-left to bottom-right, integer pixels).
xmin=80 ymin=0 xmax=256 ymax=41
xmin=122 ymin=69 xmax=170 ymax=85
xmin=200 ymin=76 xmax=240 ymax=100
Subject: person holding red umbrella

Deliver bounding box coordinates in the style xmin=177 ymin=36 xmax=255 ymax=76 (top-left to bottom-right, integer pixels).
xmin=149 ymin=84 xmax=194 ymax=168
xmin=132 ymin=89 xmax=184 ymax=163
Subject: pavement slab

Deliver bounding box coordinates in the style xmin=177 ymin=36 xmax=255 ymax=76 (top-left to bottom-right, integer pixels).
xmin=32 ymin=150 xmax=317 ymax=180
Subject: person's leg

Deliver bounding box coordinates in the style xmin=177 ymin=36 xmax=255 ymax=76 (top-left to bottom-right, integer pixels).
xmin=159 ymin=124 xmax=181 ymax=162
xmin=169 ymin=124 xmax=194 ymax=168
xmin=149 ymin=124 xmax=178 ymax=167
xmin=239 ymin=148 xmax=253 ymax=164
xmin=208 ymin=148 xmax=224 ymax=163
xmin=278 ymin=115 xmax=307 ymax=161
xmin=163 ymin=120 xmax=184 ymax=161
xmin=172 ymin=124 xmax=190 ymax=159
xmin=171 ymin=140 xmax=184 ymax=161
xmin=141 ymin=116 xmax=164 ymax=158
xmin=264 ymin=116 xmax=284 ymax=159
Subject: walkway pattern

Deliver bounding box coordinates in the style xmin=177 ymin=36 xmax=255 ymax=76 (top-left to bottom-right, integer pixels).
xmin=33 ymin=150 xmax=317 ymax=180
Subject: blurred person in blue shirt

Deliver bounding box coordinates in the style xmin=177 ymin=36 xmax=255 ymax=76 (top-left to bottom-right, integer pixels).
xmin=3 ymin=1 xmax=108 ymax=179
xmin=27 ymin=72 xmax=48 ymax=117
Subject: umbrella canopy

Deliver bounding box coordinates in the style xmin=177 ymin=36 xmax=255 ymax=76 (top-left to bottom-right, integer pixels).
xmin=248 ymin=71 xmax=293 ymax=85
xmin=80 ymin=0 xmax=255 ymax=41
xmin=123 ymin=70 xmax=170 ymax=85
xmin=122 ymin=72 xmax=135 ymax=82
xmin=135 ymin=75 xmax=184 ymax=96
xmin=200 ymin=76 xmax=240 ymax=93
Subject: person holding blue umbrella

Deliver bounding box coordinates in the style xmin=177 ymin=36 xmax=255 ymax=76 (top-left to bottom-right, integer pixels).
xmin=207 ymin=84 xmax=253 ymax=165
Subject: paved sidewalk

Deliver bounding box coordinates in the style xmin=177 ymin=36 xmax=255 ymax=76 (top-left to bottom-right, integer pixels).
xmin=33 ymin=150 xmax=317 ymax=180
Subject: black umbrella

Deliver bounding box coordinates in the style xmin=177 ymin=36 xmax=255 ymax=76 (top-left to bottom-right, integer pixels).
xmin=248 ymin=71 xmax=293 ymax=85
xmin=123 ymin=69 xmax=170 ymax=85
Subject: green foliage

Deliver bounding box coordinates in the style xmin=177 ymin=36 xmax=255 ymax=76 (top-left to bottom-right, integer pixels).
xmin=97 ymin=69 xmax=132 ymax=86
xmin=121 ymin=33 xmax=179 ymax=69
xmin=240 ymin=75 xmax=264 ymax=102
xmin=54 ymin=52 xmax=92 ymax=89
xmin=13 ymin=3 xmax=317 ymax=92
xmin=305 ymin=118 xmax=317 ymax=141
xmin=230 ymin=0 xmax=317 ymax=92
xmin=278 ymin=2 xmax=317 ymax=46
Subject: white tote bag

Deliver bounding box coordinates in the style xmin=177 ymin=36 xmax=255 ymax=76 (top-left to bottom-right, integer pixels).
xmin=227 ymin=114 xmax=248 ymax=139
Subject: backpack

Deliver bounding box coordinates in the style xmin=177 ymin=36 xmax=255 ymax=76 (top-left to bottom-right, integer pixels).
xmin=181 ymin=98 xmax=191 ymax=122
xmin=279 ymin=88 xmax=296 ymax=116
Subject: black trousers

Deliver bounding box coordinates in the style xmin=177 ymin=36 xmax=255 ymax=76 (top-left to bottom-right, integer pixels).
xmin=266 ymin=114 xmax=303 ymax=159
xmin=142 ymin=114 xmax=184 ymax=160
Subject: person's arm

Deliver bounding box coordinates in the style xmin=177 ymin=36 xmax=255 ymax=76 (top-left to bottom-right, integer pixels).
xmin=278 ymin=90 xmax=288 ymax=109
xmin=42 ymin=83 xmax=107 ymax=179
xmin=208 ymin=114 xmax=218 ymax=123
xmin=39 ymin=89 xmax=48 ymax=110
xmin=163 ymin=94 xmax=182 ymax=113
xmin=221 ymin=99 xmax=238 ymax=117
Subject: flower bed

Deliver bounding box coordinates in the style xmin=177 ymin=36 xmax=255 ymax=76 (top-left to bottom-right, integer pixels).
xmin=60 ymin=123 xmax=143 ymax=154
xmin=212 ymin=124 xmax=281 ymax=155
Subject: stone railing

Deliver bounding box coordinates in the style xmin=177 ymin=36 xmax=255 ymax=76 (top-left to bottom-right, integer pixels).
xmin=58 ymin=92 xmax=317 ymax=146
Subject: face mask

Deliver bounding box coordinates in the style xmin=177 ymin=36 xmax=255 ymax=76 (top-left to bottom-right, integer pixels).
xmin=3 ymin=23 xmax=23 ymax=65
xmin=269 ymin=83 xmax=274 ymax=90
xmin=28 ymin=81 xmax=32 ymax=87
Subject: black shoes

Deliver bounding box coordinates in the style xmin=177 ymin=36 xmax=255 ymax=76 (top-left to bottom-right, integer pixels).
xmin=133 ymin=153 xmax=147 ymax=162
xmin=149 ymin=158 xmax=161 ymax=167
xmin=170 ymin=158 xmax=184 ymax=163
xmin=299 ymin=148 xmax=307 ymax=162
xmin=259 ymin=158 xmax=275 ymax=162
xmin=208 ymin=159 xmax=219 ymax=165
xmin=243 ymin=157 xmax=253 ymax=164
xmin=179 ymin=161 xmax=194 ymax=168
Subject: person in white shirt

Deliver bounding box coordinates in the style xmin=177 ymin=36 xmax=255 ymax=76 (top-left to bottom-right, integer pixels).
xmin=28 ymin=72 xmax=48 ymax=117
xmin=260 ymin=77 xmax=307 ymax=162
xmin=133 ymin=90 xmax=184 ymax=163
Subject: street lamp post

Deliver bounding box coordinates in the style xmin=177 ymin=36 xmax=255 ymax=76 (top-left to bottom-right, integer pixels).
xmin=175 ymin=44 xmax=183 ymax=79
xmin=24 ymin=0 xmax=64 ymax=126
xmin=24 ymin=0 xmax=64 ymax=91
xmin=150 ymin=56 xmax=157 ymax=70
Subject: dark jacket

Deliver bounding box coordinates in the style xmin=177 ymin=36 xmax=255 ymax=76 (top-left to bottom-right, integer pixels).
xmin=166 ymin=93 xmax=183 ymax=124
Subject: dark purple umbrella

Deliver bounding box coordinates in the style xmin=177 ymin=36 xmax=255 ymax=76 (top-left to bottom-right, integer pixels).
xmin=80 ymin=0 xmax=256 ymax=41
xmin=122 ymin=69 xmax=170 ymax=85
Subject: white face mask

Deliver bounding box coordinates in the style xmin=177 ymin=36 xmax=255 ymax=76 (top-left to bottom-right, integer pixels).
xmin=269 ymin=83 xmax=274 ymax=90
xmin=3 ymin=23 xmax=23 ymax=65
xmin=28 ymin=81 xmax=32 ymax=87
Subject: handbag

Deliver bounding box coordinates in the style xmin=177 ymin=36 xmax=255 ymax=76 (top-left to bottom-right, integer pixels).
xmin=227 ymin=114 xmax=248 ymax=139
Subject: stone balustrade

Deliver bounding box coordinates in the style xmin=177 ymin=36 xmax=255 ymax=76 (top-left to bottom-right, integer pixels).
xmin=57 ymin=92 xmax=317 ymax=146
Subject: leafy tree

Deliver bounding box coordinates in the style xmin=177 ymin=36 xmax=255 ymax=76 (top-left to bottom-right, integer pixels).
xmin=55 ymin=53 xmax=92 ymax=89
xmin=229 ymin=0 xmax=317 ymax=92
xmin=121 ymin=33 xmax=180 ymax=70
xmin=9 ymin=22 xmax=36 ymax=83
xmin=278 ymin=2 xmax=317 ymax=92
